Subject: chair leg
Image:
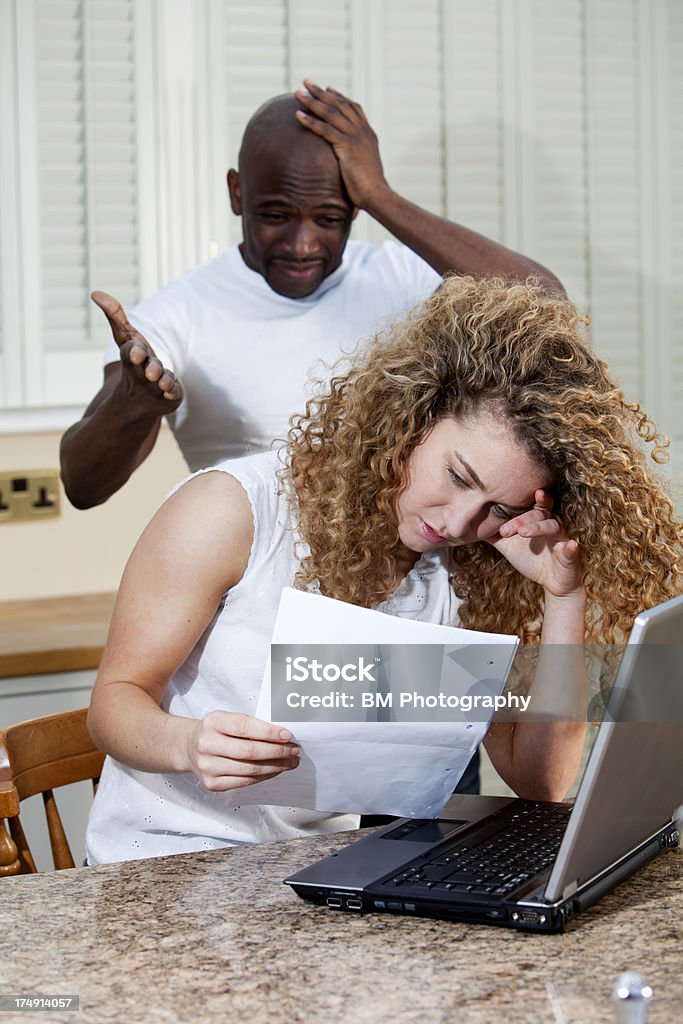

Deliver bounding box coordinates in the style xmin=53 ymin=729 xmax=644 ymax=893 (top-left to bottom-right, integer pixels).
xmin=43 ymin=790 xmax=75 ymax=870
xmin=8 ymin=816 xmax=37 ymax=873
xmin=0 ymin=819 xmax=21 ymax=876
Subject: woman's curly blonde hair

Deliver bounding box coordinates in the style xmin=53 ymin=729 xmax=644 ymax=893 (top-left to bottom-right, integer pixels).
xmin=286 ymin=276 xmax=682 ymax=644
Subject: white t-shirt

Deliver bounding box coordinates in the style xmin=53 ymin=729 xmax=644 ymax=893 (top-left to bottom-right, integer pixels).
xmin=105 ymin=241 xmax=442 ymax=470
xmin=85 ymin=451 xmax=459 ymax=865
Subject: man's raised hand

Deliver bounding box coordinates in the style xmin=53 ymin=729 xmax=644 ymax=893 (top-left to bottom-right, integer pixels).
xmin=294 ymin=80 xmax=389 ymax=210
xmin=91 ymin=291 xmax=184 ymax=409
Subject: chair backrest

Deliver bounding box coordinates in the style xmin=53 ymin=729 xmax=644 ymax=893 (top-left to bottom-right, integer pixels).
xmin=0 ymin=707 xmax=104 ymax=876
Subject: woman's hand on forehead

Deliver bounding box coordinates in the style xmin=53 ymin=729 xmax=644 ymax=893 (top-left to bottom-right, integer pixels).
xmin=488 ymin=489 xmax=584 ymax=598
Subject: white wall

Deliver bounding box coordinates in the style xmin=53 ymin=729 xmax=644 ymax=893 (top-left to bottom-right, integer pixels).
xmin=0 ymin=426 xmax=187 ymax=600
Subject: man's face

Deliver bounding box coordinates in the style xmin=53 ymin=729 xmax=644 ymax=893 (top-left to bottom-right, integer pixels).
xmin=228 ymin=140 xmax=356 ymax=299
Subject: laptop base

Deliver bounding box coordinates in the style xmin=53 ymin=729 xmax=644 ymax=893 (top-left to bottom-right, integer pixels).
xmin=286 ymin=800 xmax=679 ymax=933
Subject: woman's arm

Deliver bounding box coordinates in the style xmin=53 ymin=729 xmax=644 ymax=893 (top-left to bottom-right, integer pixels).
xmin=482 ymin=490 xmax=588 ymax=801
xmin=87 ymin=470 xmax=300 ymax=790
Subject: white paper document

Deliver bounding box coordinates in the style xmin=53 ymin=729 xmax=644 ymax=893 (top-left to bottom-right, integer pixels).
xmin=237 ymin=588 xmax=519 ymax=818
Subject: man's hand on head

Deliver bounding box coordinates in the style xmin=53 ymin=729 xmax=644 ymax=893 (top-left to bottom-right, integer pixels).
xmin=91 ymin=291 xmax=184 ymax=412
xmin=294 ymin=80 xmax=389 ymax=211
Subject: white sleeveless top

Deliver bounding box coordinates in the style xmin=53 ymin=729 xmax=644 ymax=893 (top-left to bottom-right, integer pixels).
xmin=86 ymin=450 xmax=459 ymax=864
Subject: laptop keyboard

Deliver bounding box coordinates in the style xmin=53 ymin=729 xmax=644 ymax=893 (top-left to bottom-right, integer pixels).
xmin=382 ymin=801 xmax=572 ymax=899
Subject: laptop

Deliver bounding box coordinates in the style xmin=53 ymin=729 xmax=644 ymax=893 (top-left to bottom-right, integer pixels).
xmin=285 ymin=594 xmax=683 ymax=932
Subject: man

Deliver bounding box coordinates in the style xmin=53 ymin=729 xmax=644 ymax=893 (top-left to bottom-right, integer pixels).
xmin=60 ymin=80 xmax=562 ymax=509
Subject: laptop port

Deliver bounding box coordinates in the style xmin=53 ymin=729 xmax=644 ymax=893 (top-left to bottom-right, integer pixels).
xmin=345 ymin=898 xmax=363 ymax=911
xmin=512 ymin=910 xmax=547 ymax=924
xmin=326 ymin=896 xmax=343 ymax=908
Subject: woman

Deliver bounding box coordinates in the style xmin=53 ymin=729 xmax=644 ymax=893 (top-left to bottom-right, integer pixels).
xmin=86 ymin=277 xmax=682 ymax=864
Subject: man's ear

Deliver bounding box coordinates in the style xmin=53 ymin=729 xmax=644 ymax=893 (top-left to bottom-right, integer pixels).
xmin=227 ymin=169 xmax=242 ymax=215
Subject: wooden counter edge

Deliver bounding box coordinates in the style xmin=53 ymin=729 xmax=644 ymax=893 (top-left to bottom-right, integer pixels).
xmin=0 ymin=647 xmax=106 ymax=679
xmin=0 ymin=592 xmax=116 ymax=679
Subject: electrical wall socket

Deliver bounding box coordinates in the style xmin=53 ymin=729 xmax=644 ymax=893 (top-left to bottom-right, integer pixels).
xmin=0 ymin=470 xmax=61 ymax=523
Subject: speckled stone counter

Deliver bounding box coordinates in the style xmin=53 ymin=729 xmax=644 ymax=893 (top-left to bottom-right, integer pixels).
xmin=1 ymin=833 xmax=681 ymax=1024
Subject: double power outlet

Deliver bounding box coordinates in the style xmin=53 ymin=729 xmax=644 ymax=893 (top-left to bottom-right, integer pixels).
xmin=0 ymin=470 xmax=61 ymax=523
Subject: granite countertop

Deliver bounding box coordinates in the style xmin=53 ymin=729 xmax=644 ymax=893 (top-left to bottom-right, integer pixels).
xmin=1 ymin=832 xmax=681 ymax=1024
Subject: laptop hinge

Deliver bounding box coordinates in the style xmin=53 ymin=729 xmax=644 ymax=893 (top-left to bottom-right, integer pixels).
xmin=561 ymin=880 xmax=578 ymax=901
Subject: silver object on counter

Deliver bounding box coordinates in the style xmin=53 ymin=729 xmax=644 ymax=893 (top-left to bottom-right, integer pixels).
xmin=612 ymin=972 xmax=653 ymax=1023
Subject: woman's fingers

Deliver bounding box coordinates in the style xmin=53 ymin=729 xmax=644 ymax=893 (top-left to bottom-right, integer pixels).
xmin=515 ymin=518 xmax=563 ymax=539
xmin=196 ymin=753 xmax=300 ymax=788
xmin=197 ymin=733 xmax=300 ymax=764
xmin=496 ymin=508 xmax=570 ymax=544
xmin=553 ymin=538 xmax=580 ymax=565
xmin=203 ymin=710 xmax=293 ymax=744
xmin=192 ymin=711 xmax=301 ymax=791
xmin=532 ymin=487 xmax=554 ymax=510
xmin=203 ymin=768 xmax=294 ymax=792
xmin=499 ymin=490 xmax=561 ymax=538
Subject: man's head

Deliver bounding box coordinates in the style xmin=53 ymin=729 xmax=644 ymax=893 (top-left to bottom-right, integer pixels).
xmin=227 ymin=94 xmax=357 ymax=299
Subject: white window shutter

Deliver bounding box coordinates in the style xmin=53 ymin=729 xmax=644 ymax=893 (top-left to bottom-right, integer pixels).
xmin=35 ymin=0 xmax=90 ymax=355
xmin=87 ymin=0 xmax=139 ymax=342
xmin=347 ymin=0 xmax=444 ymax=246
xmin=36 ymin=0 xmax=139 ymax=362
xmin=667 ymin=0 xmax=683 ymax=475
xmin=527 ymin=0 xmax=588 ymax=306
xmin=3 ymin=0 xmax=142 ymax=408
xmin=381 ymin=0 xmax=444 ymax=219
xmin=0 ymin=0 xmax=21 ymax=407
xmin=223 ymin=0 xmax=288 ymax=245
xmin=226 ymin=0 xmax=353 ymax=139
xmin=222 ymin=0 xmax=352 ymax=248
xmin=224 ymin=0 xmax=289 ymax=155
xmin=442 ymin=1 xmax=503 ymax=246
xmin=584 ymin=0 xmax=642 ymax=398
xmin=287 ymin=0 xmax=351 ymax=92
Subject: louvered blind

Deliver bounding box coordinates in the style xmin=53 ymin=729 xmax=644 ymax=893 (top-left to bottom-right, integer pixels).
xmin=584 ymin=0 xmax=642 ymax=399
xmin=225 ymin=0 xmax=289 ymax=153
xmin=382 ymin=0 xmax=444 ymax=219
xmin=0 ymin=212 xmax=3 ymax=378
xmin=529 ymin=0 xmax=588 ymax=306
xmin=668 ymin=0 xmax=683 ymax=476
xmin=442 ymin=1 xmax=502 ymax=244
xmin=224 ymin=0 xmax=289 ymax=246
xmin=36 ymin=0 xmax=138 ymax=354
xmin=1 ymin=0 xmax=29 ymax=407
xmin=223 ymin=0 xmax=352 ymax=246
xmin=288 ymin=0 xmax=350 ymax=92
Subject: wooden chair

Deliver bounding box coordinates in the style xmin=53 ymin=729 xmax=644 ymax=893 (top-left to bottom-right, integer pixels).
xmin=0 ymin=707 xmax=104 ymax=876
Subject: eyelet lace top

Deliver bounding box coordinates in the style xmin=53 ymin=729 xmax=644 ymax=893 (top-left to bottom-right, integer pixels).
xmin=86 ymin=450 xmax=459 ymax=865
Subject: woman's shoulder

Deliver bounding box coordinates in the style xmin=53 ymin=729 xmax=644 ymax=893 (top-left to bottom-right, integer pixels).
xmin=169 ymin=450 xmax=284 ymax=507
xmin=196 ymin=448 xmax=283 ymax=487
xmin=160 ymin=465 xmax=255 ymax=549
xmin=212 ymin=450 xmax=289 ymax=519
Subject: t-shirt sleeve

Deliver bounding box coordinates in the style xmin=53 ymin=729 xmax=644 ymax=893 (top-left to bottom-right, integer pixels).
xmin=375 ymin=240 xmax=444 ymax=303
xmin=102 ymin=280 xmax=190 ymax=374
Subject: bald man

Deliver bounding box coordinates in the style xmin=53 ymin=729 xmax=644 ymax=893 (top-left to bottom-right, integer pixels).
xmin=60 ymin=81 xmax=562 ymax=509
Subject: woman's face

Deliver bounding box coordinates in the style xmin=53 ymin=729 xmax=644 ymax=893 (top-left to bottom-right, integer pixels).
xmin=395 ymin=412 xmax=553 ymax=554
